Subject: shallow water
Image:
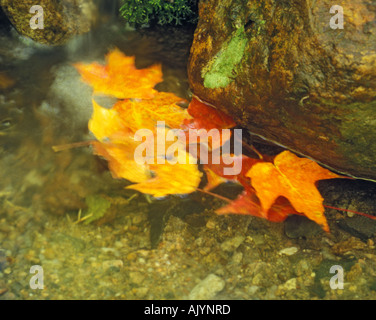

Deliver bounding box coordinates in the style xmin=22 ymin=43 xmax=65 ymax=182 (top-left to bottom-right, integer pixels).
xmin=1 ymin=11 xmax=376 ymax=301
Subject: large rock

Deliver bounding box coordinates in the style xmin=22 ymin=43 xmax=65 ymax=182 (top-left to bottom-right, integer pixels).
xmin=0 ymin=0 xmax=97 ymax=45
xmin=188 ymin=0 xmax=376 ymax=180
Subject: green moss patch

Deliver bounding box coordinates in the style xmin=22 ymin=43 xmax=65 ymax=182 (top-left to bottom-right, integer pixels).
xmin=202 ymin=26 xmax=248 ymax=89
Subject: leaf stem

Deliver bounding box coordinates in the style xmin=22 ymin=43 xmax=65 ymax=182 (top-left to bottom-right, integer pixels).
xmin=196 ymin=188 xmax=232 ymax=203
xmin=52 ymin=140 xmax=95 ymax=152
xmin=324 ymin=204 xmax=376 ymax=220
xmin=241 ymin=141 xmax=263 ymax=159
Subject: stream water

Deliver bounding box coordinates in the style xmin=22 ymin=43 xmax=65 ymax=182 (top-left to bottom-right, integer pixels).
xmin=1 ymin=3 xmax=376 ymax=301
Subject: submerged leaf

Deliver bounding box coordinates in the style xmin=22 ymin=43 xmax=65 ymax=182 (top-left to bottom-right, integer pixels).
xmin=83 ymin=195 xmax=111 ymax=225
xmin=247 ymin=150 xmax=342 ymax=231
xmin=74 ymin=48 xmax=163 ymax=99
xmin=127 ymin=150 xmax=202 ymax=198
xmin=92 ymin=140 xmax=151 ymax=183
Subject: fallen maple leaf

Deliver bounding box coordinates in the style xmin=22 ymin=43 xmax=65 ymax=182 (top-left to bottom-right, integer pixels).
xmin=74 ymin=48 xmax=163 ymax=99
xmin=127 ymin=150 xmax=202 ymax=198
xmin=182 ymin=97 xmax=236 ymax=149
xmin=89 ymin=92 xmax=188 ymax=141
xmin=246 ymin=150 xmax=342 ymax=231
xmin=92 ymin=140 xmax=151 ymax=183
xmin=216 ymin=190 xmax=301 ymax=222
xmin=203 ymin=166 xmax=228 ymax=191
xmin=204 ymin=154 xmax=262 ymax=191
xmin=89 ymin=99 xmax=126 ymax=142
xmin=183 ymin=97 xmax=236 ymax=131
xmin=112 ymin=92 xmax=189 ymax=132
xmin=74 ymin=49 xmax=349 ymax=231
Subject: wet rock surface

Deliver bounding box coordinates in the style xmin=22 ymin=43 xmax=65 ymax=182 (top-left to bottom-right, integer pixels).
xmin=0 ymin=0 xmax=98 ymax=45
xmin=188 ymin=0 xmax=376 ymax=181
xmin=284 ymin=215 xmax=324 ymax=239
xmin=337 ymin=216 xmax=376 ymax=240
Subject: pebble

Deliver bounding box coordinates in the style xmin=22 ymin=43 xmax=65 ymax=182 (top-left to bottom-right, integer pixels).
xmin=102 ymin=260 xmax=123 ymax=271
xmin=126 ymin=252 xmax=137 ymax=261
xmin=278 ymin=278 xmax=297 ymax=291
xmin=132 ymin=287 xmax=149 ymax=298
xmin=337 ymin=216 xmax=376 ymax=240
xmin=205 ymin=219 xmax=216 ymax=229
xmin=132 ymin=215 xmax=143 ymax=225
xmin=3 ymin=268 xmax=11 ymax=275
xmin=231 ymin=252 xmax=243 ymax=264
xmin=279 ymin=247 xmax=298 ymax=256
xmin=0 ymin=288 xmax=8 ymax=296
xmin=247 ymin=285 xmax=259 ymax=295
xmin=129 ymin=271 xmax=146 ymax=285
xmin=188 ymin=274 xmax=225 ymax=300
xmin=220 ymin=236 xmax=245 ymax=252
xmin=284 ymin=215 xmax=323 ymax=239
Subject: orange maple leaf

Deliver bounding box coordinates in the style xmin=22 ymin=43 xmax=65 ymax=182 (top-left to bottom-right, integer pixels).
xmin=246 ymin=150 xmax=343 ymax=231
xmin=216 ymin=190 xmax=301 ymax=222
xmin=74 ymin=48 xmax=163 ymax=99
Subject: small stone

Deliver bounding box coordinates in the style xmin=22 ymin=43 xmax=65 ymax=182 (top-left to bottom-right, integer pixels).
xmin=279 ymin=278 xmax=297 ymax=291
xmin=0 ymin=288 xmax=8 ymax=296
xmin=279 ymin=247 xmax=298 ymax=256
xmin=231 ymin=252 xmax=243 ymax=264
xmin=132 ymin=287 xmax=149 ymax=298
xmin=284 ymin=215 xmax=323 ymax=238
xmin=247 ymin=285 xmax=259 ymax=295
xmin=126 ymin=252 xmax=137 ymax=261
xmin=188 ymin=274 xmax=225 ymax=300
xmin=347 ymin=263 xmax=362 ymax=282
xmin=114 ymin=241 xmax=123 ymax=248
xmin=346 ymin=203 xmax=359 ymax=218
xmin=220 ymin=236 xmax=245 ymax=252
xmin=132 ymin=215 xmax=143 ymax=225
xmin=3 ymin=268 xmax=11 ymax=275
xmin=348 ymin=285 xmax=358 ymax=292
xmin=129 ymin=271 xmax=145 ymax=285
xmin=206 ymin=219 xmax=216 ymax=229
xmin=43 ymin=248 xmax=55 ymax=260
xmin=102 ymin=260 xmax=123 ymax=271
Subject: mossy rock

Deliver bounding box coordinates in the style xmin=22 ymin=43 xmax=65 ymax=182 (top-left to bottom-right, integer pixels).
xmin=0 ymin=0 xmax=97 ymax=45
xmin=188 ymin=0 xmax=376 ymax=181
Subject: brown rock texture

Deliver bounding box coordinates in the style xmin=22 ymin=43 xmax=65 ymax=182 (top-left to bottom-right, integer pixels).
xmin=188 ymin=0 xmax=376 ymax=180
xmin=0 ymin=0 xmax=97 ymax=45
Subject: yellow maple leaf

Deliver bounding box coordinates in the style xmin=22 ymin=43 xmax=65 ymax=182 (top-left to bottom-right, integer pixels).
xmin=92 ymin=141 xmax=151 ymax=183
xmin=246 ymin=150 xmax=342 ymax=231
xmin=203 ymin=167 xmax=229 ymax=191
xmin=113 ymin=92 xmax=189 ymax=132
xmin=89 ymin=92 xmax=189 ymax=141
xmin=74 ymin=48 xmax=163 ymax=99
xmin=89 ymin=99 xmax=126 ymax=141
xmin=126 ymin=150 xmax=202 ymax=198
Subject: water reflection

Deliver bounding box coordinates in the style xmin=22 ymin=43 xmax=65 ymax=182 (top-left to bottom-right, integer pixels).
xmin=0 ymin=8 xmax=197 ymax=298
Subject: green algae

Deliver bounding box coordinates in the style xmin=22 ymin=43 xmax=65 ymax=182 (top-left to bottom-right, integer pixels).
xmin=202 ymin=26 xmax=248 ymax=89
